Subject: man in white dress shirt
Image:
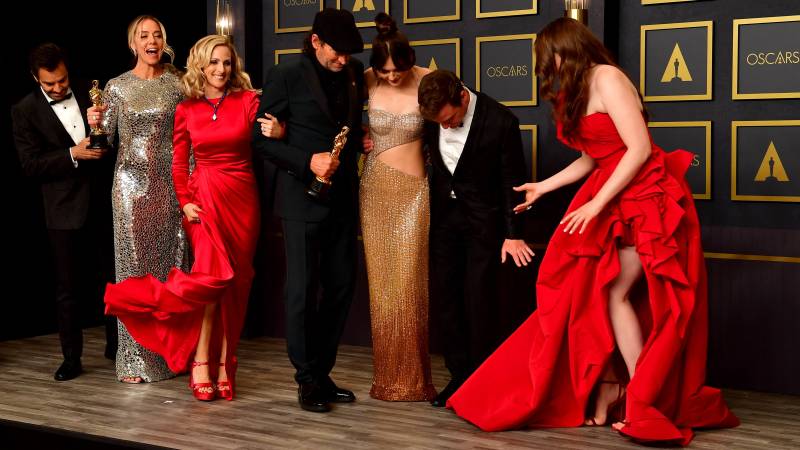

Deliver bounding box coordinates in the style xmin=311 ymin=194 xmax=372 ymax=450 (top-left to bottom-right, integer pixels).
xmin=419 ymin=70 xmax=535 ymax=406
xmin=12 ymin=43 xmax=116 ymax=381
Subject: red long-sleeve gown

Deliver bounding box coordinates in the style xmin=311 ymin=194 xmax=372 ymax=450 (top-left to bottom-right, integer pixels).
xmin=105 ymin=90 xmax=260 ymax=384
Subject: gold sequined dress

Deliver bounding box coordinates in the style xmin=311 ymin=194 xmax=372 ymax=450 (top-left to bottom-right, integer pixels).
xmin=359 ymin=106 xmax=437 ymax=401
xmin=103 ymin=70 xmax=187 ymax=382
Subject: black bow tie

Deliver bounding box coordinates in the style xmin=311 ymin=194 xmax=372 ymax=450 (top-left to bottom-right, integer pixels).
xmin=49 ymin=92 xmax=72 ymax=105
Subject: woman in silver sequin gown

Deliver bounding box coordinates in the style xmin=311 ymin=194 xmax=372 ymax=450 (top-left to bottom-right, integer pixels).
xmin=360 ymin=14 xmax=437 ymax=401
xmin=90 ymin=15 xmax=187 ymax=382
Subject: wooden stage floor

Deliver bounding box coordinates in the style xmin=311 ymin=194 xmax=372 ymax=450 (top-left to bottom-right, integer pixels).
xmin=1 ymin=327 xmax=798 ymax=449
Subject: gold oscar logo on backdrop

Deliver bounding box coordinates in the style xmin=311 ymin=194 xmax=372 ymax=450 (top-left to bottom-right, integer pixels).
xmin=754 ymin=141 xmax=790 ymax=182
xmin=352 ymin=0 xmax=375 ymax=11
xmin=428 ymin=57 xmax=439 ymax=71
xmin=746 ymin=51 xmax=800 ymax=65
xmin=486 ymin=65 xmax=529 ymax=77
xmin=660 ymin=43 xmax=693 ymax=83
xmin=284 ymin=0 xmax=317 ymax=6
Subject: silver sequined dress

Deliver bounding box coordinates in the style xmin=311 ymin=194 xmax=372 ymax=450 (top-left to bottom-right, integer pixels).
xmin=103 ymin=70 xmax=187 ymax=382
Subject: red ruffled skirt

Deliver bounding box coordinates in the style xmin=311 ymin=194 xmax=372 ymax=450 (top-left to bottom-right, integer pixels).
xmin=447 ymin=148 xmax=738 ymax=445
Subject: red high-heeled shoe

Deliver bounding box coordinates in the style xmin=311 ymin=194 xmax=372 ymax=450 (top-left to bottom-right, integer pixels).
xmin=215 ymin=359 xmax=237 ymax=401
xmin=190 ymin=361 xmax=216 ymax=401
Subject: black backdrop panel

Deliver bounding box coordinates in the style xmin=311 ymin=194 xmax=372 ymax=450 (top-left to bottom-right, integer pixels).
xmin=520 ymin=125 xmax=537 ymax=181
xmin=276 ymin=0 xmax=324 ymax=33
xmin=732 ymin=121 xmax=800 ymax=201
xmin=734 ymin=17 xmax=800 ymax=98
xmin=404 ymin=0 xmax=460 ymax=23
xmin=642 ymin=22 xmax=711 ymax=100
xmin=476 ymin=0 xmax=537 ymax=18
xmin=337 ymin=0 xmax=390 ymax=28
xmin=476 ymin=35 xmax=536 ymax=106
xmin=649 ymin=122 xmax=711 ymax=199
xmin=411 ymin=39 xmax=461 ymax=76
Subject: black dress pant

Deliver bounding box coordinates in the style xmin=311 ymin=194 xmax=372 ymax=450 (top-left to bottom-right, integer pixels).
xmin=282 ymin=213 xmax=357 ymax=384
xmin=429 ymin=198 xmax=503 ymax=383
xmin=48 ymin=225 xmax=117 ymax=362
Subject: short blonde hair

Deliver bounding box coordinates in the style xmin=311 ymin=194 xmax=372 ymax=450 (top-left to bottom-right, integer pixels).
xmin=127 ymin=15 xmax=175 ymax=63
xmin=180 ymin=35 xmax=253 ymax=99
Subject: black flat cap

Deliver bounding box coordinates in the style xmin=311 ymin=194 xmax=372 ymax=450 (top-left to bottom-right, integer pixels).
xmin=312 ymin=8 xmax=364 ymax=54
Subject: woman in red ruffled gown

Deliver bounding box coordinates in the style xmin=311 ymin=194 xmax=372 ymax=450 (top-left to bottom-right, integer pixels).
xmin=446 ymin=18 xmax=738 ymax=445
xmin=105 ymin=35 xmax=282 ymax=401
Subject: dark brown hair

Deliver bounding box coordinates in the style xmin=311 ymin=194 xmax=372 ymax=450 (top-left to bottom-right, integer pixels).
xmin=369 ymin=13 xmax=415 ymax=72
xmin=418 ymin=70 xmax=464 ymax=120
xmin=29 ymin=43 xmax=67 ymax=75
xmin=535 ymin=17 xmax=645 ymax=140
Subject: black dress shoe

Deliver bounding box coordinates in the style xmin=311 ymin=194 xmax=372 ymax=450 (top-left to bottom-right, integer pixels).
xmin=298 ymin=383 xmax=331 ymax=413
xmin=54 ymin=360 xmax=82 ymax=381
xmin=319 ymin=378 xmax=356 ymax=403
xmin=431 ymin=380 xmax=462 ymax=407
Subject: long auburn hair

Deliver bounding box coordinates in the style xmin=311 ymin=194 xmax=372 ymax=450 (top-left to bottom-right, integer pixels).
xmin=535 ymin=18 xmax=645 ymax=141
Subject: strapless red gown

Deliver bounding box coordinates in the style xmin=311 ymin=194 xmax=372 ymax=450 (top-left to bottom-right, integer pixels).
xmin=447 ymin=112 xmax=738 ymax=445
xmin=104 ymin=90 xmax=261 ymax=379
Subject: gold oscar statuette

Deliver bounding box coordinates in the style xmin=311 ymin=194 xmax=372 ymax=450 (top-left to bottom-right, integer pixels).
xmin=87 ymin=80 xmax=110 ymax=150
xmin=306 ymin=126 xmax=350 ymax=200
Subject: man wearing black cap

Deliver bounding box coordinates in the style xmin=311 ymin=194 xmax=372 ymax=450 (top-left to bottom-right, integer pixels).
xmin=252 ymin=8 xmax=365 ymax=413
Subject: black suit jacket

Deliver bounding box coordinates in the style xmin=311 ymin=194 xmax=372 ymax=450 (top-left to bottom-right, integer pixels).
xmin=425 ymin=90 xmax=526 ymax=240
xmin=252 ymin=55 xmax=365 ymax=222
xmin=12 ymin=85 xmax=110 ymax=230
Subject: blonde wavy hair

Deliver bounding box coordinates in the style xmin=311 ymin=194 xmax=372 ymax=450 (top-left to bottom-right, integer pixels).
xmin=127 ymin=15 xmax=175 ymax=63
xmin=180 ymin=35 xmax=252 ymax=99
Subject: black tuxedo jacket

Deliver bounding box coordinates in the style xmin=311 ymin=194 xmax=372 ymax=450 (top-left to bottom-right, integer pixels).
xmin=424 ymin=90 xmax=526 ymax=240
xmin=12 ymin=84 xmax=112 ymax=230
xmin=253 ymin=55 xmax=365 ymax=222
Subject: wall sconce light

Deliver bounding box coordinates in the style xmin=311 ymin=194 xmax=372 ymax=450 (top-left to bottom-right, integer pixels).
xmin=216 ymin=0 xmax=233 ymax=37
xmin=564 ymin=0 xmax=589 ymax=26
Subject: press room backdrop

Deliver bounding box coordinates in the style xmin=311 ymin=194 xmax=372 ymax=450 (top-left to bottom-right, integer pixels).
xmin=216 ymin=0 xmax=799 ymax=395
xmin=5 ymin=0 xmax=796 ymax=396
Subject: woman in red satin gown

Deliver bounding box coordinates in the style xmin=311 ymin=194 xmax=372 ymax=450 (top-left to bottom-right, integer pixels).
xmin=446 ymin=18 xmax=738 ymax=445
xmin=105 ymin=35 xmax=282 ymax=401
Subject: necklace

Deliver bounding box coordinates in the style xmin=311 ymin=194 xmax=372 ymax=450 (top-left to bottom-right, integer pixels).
xmin=204 ymin=88 xmax=228 ymax=121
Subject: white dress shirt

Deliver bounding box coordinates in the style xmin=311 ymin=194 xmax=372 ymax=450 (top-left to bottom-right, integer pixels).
xmin=439 ymin=89 xmax=477 ymax=197
xmin=438 ymin=89 xmax=477 ymax=176
xmin=42 ymin=87 xmax=85 ymax=167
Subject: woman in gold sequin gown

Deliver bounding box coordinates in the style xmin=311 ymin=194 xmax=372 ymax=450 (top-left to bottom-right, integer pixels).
xmin=360 ymin=13 xmax=437 ymax=401
xmin=89 ymin=15 xmax=187 ymax=383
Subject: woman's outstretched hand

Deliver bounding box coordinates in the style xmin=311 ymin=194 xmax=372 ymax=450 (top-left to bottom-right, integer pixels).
xmin=513 ymin=182 xmax=545 ymax=214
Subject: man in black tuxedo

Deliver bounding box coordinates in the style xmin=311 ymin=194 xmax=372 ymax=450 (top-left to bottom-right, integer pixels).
xmin=12 ymin=43 xmax=116 ymax=381
xmin=418 ymin=70 xmax=535 ymax=406
xmin=252 ymin=9 xmax=365 ymax=413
